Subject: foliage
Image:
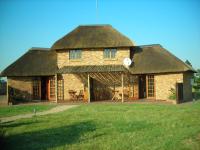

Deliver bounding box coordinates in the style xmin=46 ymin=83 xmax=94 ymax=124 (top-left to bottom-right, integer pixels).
xmin=185 ymin=59 xmax=192 ymax=67
xmin=2 ymin=102 xmax=200 ymax=150
xmin=193 ymin=69 xmax=200 ymax=91
xmin=168 ymin=88 xmax=176 ymax=100
xmin=0 ymin=77 xmax=6 ymax=95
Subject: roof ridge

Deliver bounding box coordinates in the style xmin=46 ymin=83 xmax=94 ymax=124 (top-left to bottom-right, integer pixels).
xmin=78 ymin=24 xmax=111 ymax=27
xmin=29 ymin=47 xmax=50 ymax=51
xmin=138 ymin=44 xmax=162 ymax=47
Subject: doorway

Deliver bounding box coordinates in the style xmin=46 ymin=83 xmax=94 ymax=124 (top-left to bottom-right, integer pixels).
xmin=90 ymin=77 xmax=95 ymax=101
xmin=41 ymin=77 xmax=48 ymax=100
xmin=139 ymin=75 xmax=146 ymax=99
xmin=89 ymin=77 xmax=112 ymax=101
xmin=176 ymin=83 xmax=183 ymax=103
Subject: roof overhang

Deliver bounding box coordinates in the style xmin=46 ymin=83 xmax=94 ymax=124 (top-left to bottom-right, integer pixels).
xmin=57 ymin=65 xmax=129 ymax=74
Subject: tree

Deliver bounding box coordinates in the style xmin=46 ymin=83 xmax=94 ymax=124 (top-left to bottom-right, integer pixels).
xmin=193 ymin=69 xmax=200 ymax=91
xmin=0 ymin=77 xmax=7 ymax=95
xmin=185 ymin=60 xmax=192 ymax=67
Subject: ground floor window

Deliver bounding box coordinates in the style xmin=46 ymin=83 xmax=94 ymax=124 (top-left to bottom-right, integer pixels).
xmin=130 ymin=75 xmax=135 ymax=97
xmin=33 ymin=78 xmax=40 ymax=99
xmin=57 ymin=75 xmax=64 ymax=100
xmin=49 ymin=77 xmax=55 ymax=98
xmin=147 ymin=75 xmax=155 ymax=98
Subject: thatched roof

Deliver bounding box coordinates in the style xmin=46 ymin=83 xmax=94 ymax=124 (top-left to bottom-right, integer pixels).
xmin=129 ymin=45 xmax=196 ymax=74
xmin=1 ymin=48 xmax=57 ymax=77
xmin=51 ymin=25 xmax=134 ymax=50
xmin=58 ymin=65 xmax=128 ymax=73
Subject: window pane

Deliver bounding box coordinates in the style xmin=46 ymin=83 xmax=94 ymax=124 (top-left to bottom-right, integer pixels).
xmin=111 ymin=49 xmax=117 ymax=58
xmin=50 ymin=77 xmax=55 ymax=98
xmin=33 ymin=78 xmax=40 ymax=99
xmin=69 ymin=50 xmax=74 ymax=59
xmin=104 ymin=49 xmax=110 ymax=58
xmin=57 ymin=76 xmax=64 ymax=100
xmin=76 ymin=50 xmax=82 ymax=59
xmin=69 ymin=50 xmax=82 ymax=59
xmin=147 ymin=75 xmax=154 ymax=97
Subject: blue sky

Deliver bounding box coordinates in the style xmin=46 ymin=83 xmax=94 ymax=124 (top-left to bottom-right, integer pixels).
xmin=0 ymin=0 xmax=200 ymax=71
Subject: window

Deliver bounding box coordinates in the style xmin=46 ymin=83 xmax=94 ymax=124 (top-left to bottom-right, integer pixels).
xmin=33 ymin=78 xmax=40 ymax=99
xmin=49 ymin=77 xmax=55 ymax=98
xmin=57 ymin=75 xmax=64 ymax=100
xmin=69 ymin=50 xmax=82 ymax=60
xmin=103 ymin=48 xmax=117 ymax=58
xmin=147 ymin=75 xmax=155 ymax=97
xmin=130 ymin=76 xmax=135 ymax=97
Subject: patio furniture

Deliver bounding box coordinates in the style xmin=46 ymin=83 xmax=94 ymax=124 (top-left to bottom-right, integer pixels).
xmin=111 ymin=90 xmax=119 ymax=101
xmin=68 ymin=90 xmax=77 ymax=101
xmin=77 ymin=90 xmax=84 ymax=101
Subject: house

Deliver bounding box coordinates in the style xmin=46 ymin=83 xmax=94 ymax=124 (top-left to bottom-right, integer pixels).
xmin=0 ymin=25 xmax=196 ymax=104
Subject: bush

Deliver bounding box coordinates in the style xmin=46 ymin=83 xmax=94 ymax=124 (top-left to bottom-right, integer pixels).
xmin=168 ymin=88 xmax=176 ymax=100
xmin=194 ymin=92 xmax=200 ymax=100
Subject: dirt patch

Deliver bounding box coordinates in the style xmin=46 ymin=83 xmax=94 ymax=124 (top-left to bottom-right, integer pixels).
xmin=0 ymin=95 xmax=7 ymax=106
xmin=0 ymin=105 xmax=79 ymax=123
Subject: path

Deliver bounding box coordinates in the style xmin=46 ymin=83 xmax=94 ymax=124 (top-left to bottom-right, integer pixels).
xmin=0 ymin=105 xmax=79 ymax=123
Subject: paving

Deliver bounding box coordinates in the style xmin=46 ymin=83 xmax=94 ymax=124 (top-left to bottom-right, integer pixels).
xmin=0 ymin=105 xmax=79 ymax=123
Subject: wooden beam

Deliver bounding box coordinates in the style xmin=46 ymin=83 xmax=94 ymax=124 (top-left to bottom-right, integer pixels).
xmin=88 ymin=74 xmax=90 ymax=103
xmin=122 ymin=73 xmax=124 ymax=103
xmin=104 ymin=73 xmax=116 ymax=84
xmin=54 ymin=75 xmax=57 ymax=102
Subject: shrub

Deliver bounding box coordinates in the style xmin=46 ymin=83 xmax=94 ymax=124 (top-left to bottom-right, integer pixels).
xmin=168 ymin=88 xmax=176 ymax=100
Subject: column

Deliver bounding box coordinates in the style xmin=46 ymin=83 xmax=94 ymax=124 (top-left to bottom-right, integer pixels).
xmin=122 ymin=73 xmax=124 ymax=103
xmin=88 ymin=74 xmax=90 ymax=103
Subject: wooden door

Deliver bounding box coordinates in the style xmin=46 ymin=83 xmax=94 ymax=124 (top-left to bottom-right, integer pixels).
xmin=129 ymin=75 xmax=139 ymax=100
xmin=146 ymin=75 xmax=155 ymax=99
xmin=57 ymin=76 xmax=64 ymax=101
xmin=176 ymin=83 xmax=183 ymax=103
xmin=48 ymin=76 xmax=56 ymax=101
xmin=139 ymin=75 xmax=146 ymax=99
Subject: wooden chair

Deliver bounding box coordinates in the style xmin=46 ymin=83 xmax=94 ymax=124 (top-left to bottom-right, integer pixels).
xmin=68 ymin=90 xmax=77 ymax=101
xmin=77 ymin=90 xmax=84 ymax=101
xmin=119 ymin=89 xmax=130 ymax=101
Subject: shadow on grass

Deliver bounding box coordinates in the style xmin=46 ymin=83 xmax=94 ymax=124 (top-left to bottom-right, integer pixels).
xmin=1 ymin=120 xmax=42 ymax=128
xmin=6 ymin=121 xmax=96 ymax=150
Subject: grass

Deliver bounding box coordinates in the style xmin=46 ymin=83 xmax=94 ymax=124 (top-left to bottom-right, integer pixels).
xmin=1 ymin=101 xmax=200 ymax=150
xmin=0 ymin=104 xmax=56 ymax=118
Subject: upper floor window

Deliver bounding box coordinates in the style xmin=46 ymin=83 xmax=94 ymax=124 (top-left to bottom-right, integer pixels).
xmin=103 ymin=48 xmax=117 ymax=59
xmin=69 ymin=50 xmax=82 ymax=60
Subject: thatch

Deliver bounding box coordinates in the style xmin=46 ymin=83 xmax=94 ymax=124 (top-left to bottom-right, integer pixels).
xmin=51 ymin=25 xmax=134 ymax=50
xmin=58 ymin=65 xmax=128 ymax=73
xmin=129 ymin=45 xmax=196 ymax=74
xmin=1 ymin=48 xmax=57 ymax=77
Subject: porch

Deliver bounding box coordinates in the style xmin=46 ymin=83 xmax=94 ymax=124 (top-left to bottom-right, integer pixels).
xmin=56 ymin=65 xmax=156 ymax=103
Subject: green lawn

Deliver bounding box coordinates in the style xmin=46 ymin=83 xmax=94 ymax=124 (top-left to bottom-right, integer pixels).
xmin=1 ymin=101 xmax=200 ymax=150
xmin=0 ymin=104 xmax=56 ymax=118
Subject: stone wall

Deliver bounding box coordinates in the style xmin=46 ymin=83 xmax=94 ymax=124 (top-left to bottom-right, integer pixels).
xmin=155 ymin=73 xmax=193 ymax=102
xmin=8 ymin=77 xmax=34 ymax=101
xmin=61 ymin=73 xmax=129 ymax=101
xmin=57 ymin=48 xmax=130 ymax=101
xmin=62 ymin=74 xmax=85 ymax=100
xmin=155 ymin=73 xmax=183 ymax=100
xmin=57 ymin=48 xmax=130 ymax=68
